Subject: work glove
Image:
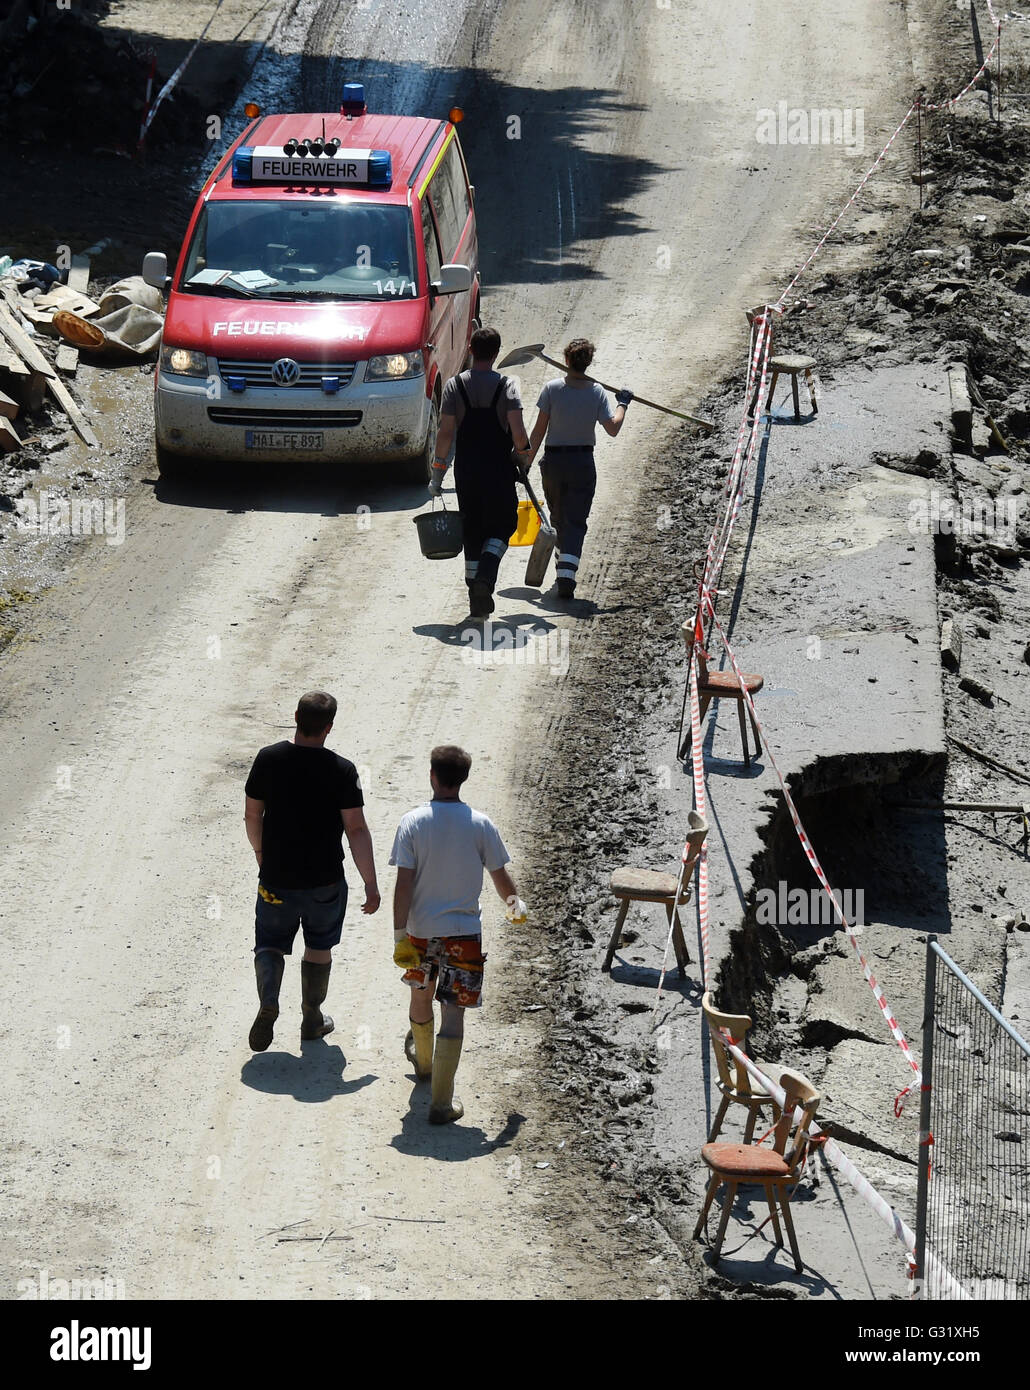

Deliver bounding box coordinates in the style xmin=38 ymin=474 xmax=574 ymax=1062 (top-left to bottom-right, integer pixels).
xmin=428 ymin=470 xmax=445 ymax=497
xmin=393 ymin=928 xmax=422 ymax=970
xmin=505 ymin=895 xmax=529 ymax=925
xmin=615 ymin=389 xmax=634 ymax=407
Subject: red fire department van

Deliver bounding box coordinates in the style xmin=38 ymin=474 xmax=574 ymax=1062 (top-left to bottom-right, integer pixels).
xmin=143 ymin=84 xmax=480 ymax=480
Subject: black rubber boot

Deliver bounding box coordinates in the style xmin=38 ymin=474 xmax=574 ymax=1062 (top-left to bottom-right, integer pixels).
xmin=300 ymin=960 xmax=334 ymax=1040
xmin=469 ymin=578 xmax=495 ymax=618
xmin=249 ymin=951 xmax=284 ymax=1052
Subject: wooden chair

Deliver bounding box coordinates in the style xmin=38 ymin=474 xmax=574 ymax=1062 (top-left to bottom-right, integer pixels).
xmin=677 ymin=619 xmax=763 ymax=768
xmin=602 ymin=813 xmax=708 ymax=977
xmin=693 ymin=1066 xmax=820 ymax=1273
xmin=701 ymin=990 xmax=780 ymax=1143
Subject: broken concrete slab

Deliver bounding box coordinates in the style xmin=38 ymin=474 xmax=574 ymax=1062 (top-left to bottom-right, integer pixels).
xmin=1003 ymin=929 xmax=1030 ymax=1033
xmin=802 ymin=947 xmax=898 ymax=1048
xmin=940 ymin=617 xmax=962 ymax=672
xmin=812 ymin=1038 xmax=919 ymax=1162
xmin=947 ymin=363 xmax=972 ymax=445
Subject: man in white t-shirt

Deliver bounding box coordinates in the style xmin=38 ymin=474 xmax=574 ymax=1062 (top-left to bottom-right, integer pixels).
xmin=389 ymin=745 xmax=527 ymax=1124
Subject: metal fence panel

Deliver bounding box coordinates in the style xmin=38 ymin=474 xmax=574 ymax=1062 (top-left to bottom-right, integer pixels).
xmin=916 ymin=937 xmax=1030 ymax=1300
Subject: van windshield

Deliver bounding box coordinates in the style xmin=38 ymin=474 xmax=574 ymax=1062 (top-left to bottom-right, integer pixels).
xmin=180 ymin=200 xmax=418 ymax=301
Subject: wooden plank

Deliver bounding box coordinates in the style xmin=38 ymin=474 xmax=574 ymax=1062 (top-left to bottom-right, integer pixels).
xmin=67 ymin=255 xmax=91 ymax=295
xmin=0 ymin=302 xmax=58 ymax=379
xmin=0 ymin=417 xmax=22 ymax=453
xmin=13 ymin=369 xmax=47 ymax=411
xmin=0 ymin=341 xmax=30 ymax=379
xmin=56 ymin=345 xmax=79 ymax=378
xmin=46 ymin=376 xmax=98 ymax=448
xmin=0 ymin=303 xmax=96 ymax=444
xmin=0 ymin=389 xmax=18 ymax=420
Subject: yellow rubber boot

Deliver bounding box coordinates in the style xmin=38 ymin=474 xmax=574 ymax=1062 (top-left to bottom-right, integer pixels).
xmin=405 ymin=1020 xmax=434 ymax=1081
xmin=428 ymin=1036 xmax=464 ymax=1124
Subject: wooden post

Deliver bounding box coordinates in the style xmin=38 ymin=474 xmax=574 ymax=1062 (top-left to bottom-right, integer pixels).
xmin=997 ymin=24 xmax=1002 ymax=123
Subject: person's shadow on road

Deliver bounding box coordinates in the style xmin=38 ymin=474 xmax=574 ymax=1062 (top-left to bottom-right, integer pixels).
xmin=241 ymin=1041 xmax=377 ymax=1104
xmin=412 ymin=613 xmax=558 ymax=647
xmin=389 ymin=1099 xmax=525 ymax=1161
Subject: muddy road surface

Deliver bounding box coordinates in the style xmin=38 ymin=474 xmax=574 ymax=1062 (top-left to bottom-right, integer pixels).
xmin=1 ymin=0 xmax=914 ymax=1299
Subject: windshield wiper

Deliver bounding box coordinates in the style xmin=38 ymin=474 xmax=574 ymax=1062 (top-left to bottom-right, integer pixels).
xmin=265 ymin=290 xmax=372 ymax=301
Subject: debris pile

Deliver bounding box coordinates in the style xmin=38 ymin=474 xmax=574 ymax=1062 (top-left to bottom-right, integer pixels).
xmin=0 ymin=253 xmax=164 ymax=464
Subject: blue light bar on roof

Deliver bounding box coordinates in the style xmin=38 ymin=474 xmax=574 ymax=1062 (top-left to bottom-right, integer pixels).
xmin=231 ymin=145 xmax=391 ymax=187
xmin=341 ymin=83 xmax=366 ymax=115
xmin=232 ymin=145 xmax=254 ymax=183
xmin=367 ymin=149 xmax=392 ymax=188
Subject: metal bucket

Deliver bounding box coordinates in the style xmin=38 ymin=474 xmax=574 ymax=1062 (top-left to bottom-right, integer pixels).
xmin=413 ymin=502 xmax=463 ymax=559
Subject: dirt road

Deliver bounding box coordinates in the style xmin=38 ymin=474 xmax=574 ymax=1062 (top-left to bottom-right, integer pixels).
xmin=1 ymin=0 xmax=912 ymax=1299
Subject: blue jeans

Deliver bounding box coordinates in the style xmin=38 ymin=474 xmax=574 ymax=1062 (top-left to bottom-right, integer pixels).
xmin=254 ymin=878 xmax=347 ymax=955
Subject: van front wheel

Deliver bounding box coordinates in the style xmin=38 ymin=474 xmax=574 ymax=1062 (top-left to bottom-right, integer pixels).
xmin=404 ymin=398 xmax=439 ymax=485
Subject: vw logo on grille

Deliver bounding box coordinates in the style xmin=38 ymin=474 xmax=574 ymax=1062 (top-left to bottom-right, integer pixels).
xmin=272 ymin=357 xmax=301 ymax=386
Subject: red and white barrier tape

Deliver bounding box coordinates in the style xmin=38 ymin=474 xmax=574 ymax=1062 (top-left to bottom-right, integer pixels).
xmin=138 ymin=0 xmax=227 ymax=148
xmin=776 ymin=103 xmax=916 ymax=309
xmin=675 ymin=11 xmax=1008 ymax=1089
xmin=723 ymin=1038 xmax=970 ymax=1298
xmin=654 ymin=642 xmax=712 ymax=1010
xmin=922 ymin=27 xmax=1001 ymax=112
xmin=137 ymin=53 xmax=157 ymax=152
xmin=703 ymin=599 xmax=923 ymax=1109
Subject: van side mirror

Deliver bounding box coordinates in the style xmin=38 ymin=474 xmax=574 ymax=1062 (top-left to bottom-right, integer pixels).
xmin=142 ymin=251 xmax=170 ymax=291
xmin=432 ymin=263 xmax=472 ymax=296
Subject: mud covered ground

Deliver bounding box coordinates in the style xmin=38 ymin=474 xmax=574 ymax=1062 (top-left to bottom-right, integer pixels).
xmin=517 ymin=9 xmax=1030 ymax=1296
xmin=1 ymin=0 xmax=1027 ymax=1302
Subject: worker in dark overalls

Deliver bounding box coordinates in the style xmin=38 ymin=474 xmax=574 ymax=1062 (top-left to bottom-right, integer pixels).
xmin=526 ymin=338 xmax=632 ymax=599
xmin=430 ymin=327 xmax=532 ymax=620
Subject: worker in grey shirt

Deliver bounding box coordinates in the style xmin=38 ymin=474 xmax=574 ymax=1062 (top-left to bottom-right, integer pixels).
xmin=526 ymin=338 xmax=632 ymax=599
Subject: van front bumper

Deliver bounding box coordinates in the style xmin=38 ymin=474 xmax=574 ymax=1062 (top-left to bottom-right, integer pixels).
xmin=154 ymin=369 xmax=431 ymax=463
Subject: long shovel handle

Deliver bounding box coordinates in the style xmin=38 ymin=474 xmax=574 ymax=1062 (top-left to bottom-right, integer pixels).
xmin=516 ymin=463 xmax=554 ymax=531
xmin=534 ymin=351 xmax=714 ymax=432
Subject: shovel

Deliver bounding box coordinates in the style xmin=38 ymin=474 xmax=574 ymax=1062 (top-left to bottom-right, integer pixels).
xmin=497 ymin=343 xmax=714 ymax=432
xmin=516 ymin=464 xmax=558 ymax=588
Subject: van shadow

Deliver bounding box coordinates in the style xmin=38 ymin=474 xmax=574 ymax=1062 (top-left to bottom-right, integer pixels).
xmin=241 ymin=1042 xmax=377 ymax=1103
xmin=150 ymin=465 xmax=433 ymax=516
xmin=389 ymin=1099 xmax=525 ymax=1162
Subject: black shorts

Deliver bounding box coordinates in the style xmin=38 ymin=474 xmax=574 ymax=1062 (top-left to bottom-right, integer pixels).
xmin=254 ymin=878 xmax=347 ymax=955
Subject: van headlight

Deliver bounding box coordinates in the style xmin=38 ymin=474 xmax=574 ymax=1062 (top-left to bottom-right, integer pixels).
xmin=365 ymin=351 xmax=424 ymax=381
xmin=160 ymin=345 xmax=209 ymax=377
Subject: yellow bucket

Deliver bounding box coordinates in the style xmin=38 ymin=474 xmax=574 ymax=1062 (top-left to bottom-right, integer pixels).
xmin=509 ymin=498 xmax=541 ymax=547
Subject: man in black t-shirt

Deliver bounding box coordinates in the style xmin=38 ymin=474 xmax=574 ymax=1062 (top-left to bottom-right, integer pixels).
xmin=243 ymin=690 xmax=380 ymax=1051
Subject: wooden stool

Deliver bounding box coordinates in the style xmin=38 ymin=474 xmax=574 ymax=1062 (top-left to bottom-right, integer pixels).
xmin=678 ymin=624 xmax=764 ymax=767
xmin=602 ymin=868 xmax=691 ymax=977
xmin=766 ymin=354 xmax=818 ymax=421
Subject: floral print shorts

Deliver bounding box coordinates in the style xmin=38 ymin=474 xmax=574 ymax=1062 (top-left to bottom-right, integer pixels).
xmin=401 ymin=934 xmax=486 ymax=1008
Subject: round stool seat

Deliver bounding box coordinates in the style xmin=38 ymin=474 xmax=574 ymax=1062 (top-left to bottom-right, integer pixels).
xmin=700 ymin=671 xmax=764 ymax=694
xmin=610 ymin=867 xmax=679 ymax=900
xmin=768 ymin=354 xmax=816 ymax=372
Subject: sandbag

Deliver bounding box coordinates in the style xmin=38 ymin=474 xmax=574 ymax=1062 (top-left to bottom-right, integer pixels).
xmin=96 ymin=276 xmax=165 ymax=316
xmin=54 ymin=303 xmax=164 ymax=359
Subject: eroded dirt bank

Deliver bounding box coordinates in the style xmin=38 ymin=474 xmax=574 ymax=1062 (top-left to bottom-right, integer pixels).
xmin=517 ymin=0 xmax=1030 ymax=1298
